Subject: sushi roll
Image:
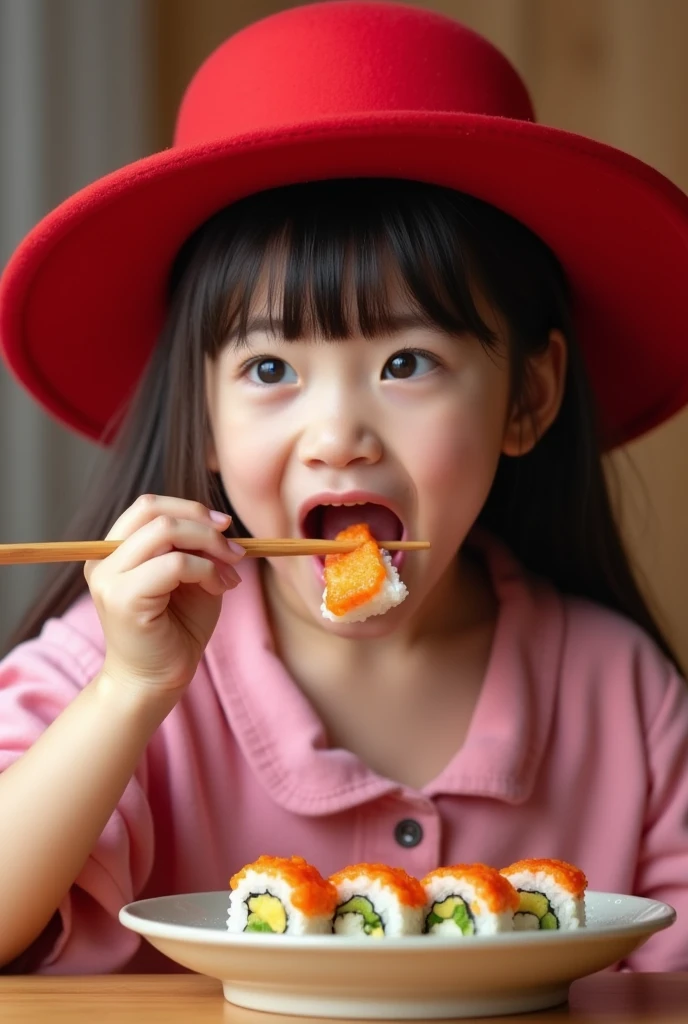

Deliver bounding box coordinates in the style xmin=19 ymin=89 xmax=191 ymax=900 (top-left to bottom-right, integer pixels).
xmin=422 ymin=864 xmax=519 ymax=936
xmin=500 ymin=858 xmax=587 ymax=931
xmin=227 ymin=855 xmax=337 ymax=935
xmin=321 ymin=523 xmax=408 ymax=623
xmin=330 ymin=863 xmax=425 ymax=937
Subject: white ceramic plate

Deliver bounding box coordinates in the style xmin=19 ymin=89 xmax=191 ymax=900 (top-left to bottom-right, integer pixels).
xmin=119 ymin=891 xmax=675 ymax=1019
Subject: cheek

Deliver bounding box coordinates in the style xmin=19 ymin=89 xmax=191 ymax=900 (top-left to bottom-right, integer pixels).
xmin=409 ymin=430 xmax=500 ymax=529
xmin=211 ymin=409 xmax=289 ymax=529
xmin=401 ymin=388 xmax=507 ymax=494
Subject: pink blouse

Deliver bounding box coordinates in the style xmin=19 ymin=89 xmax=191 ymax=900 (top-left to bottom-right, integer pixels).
xmin=0 ymin=537 xmax=686 ymax=973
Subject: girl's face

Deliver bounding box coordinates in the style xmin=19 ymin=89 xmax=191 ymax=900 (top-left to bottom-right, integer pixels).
xmin=205 ymin=286 xmax=518 ymax=637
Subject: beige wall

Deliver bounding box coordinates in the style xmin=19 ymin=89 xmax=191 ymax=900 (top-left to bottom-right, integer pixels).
xmin=154 ymin=0 xmax=688 ymax=666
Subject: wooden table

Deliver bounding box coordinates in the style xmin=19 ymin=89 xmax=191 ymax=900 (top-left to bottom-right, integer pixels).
xmin=1 ymin=973 xmax=687 ymax=1023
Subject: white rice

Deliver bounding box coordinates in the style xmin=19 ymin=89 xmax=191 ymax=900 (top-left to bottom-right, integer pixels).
xmin=227 ymin=870 xmax=333 ymax=935
xmin=321 ymin=548 xmax=408 ymax=623
xmin=500 ymin=867 xmax=586 ymax=930
xmin=332 ymin=874 xmax=423 ymax=937
xmin=423 ymin=875 xmax=514 ymax=936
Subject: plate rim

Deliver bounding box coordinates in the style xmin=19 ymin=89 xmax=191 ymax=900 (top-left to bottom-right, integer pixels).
xmin=118 ymin=889 xmax=676 ymax=949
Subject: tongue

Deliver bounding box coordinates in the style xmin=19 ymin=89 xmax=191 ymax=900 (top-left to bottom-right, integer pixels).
xmin=320 ymin=504 xmax=402 ymax=541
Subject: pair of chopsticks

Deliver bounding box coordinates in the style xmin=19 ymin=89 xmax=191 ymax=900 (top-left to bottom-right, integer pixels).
xmin=0 ymin=538 xmax=430 ymax=565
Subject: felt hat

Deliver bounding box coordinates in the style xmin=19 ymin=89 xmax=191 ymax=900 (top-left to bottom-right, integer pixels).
xmin=1 ymin=0 xmax=688 ymax=446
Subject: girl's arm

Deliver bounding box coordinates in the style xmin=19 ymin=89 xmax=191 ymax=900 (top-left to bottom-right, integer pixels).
xmin=0 ymin=495 xmax=243 ymax=968
xmin=0 ymin=676 xmax=175 ymax=967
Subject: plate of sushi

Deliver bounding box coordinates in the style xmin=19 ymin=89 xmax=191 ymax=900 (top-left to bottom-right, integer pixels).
xmin=119 ymin=855 xmax=676 ymax=1019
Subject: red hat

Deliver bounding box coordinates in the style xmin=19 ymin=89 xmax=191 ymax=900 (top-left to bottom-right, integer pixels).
xmin=1 ymin=0 xmax=688 ymax=447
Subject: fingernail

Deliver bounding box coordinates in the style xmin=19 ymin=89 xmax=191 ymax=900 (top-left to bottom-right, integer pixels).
xmin=209 ymin=510 xmax=231 ymax=524
xmin=226 ymin=539 xmax=246 ymax=558
xmin=220 ymin=566 xmax=241 ymax=587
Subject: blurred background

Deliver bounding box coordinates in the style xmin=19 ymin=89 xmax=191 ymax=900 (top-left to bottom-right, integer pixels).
xmin=1 ymin=0 xmax=687 ymax=665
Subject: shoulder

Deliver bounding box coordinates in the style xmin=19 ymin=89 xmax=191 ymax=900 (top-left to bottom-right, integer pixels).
xmin=481 ymin=529 xmax=683 ymax=722
xmin=560 ymin=592 xmax=671 ymax=670
xmin=2 ymin=591 xmax=105 ymax=686
xmin=479 ymin=529 xmax=677 ymax=684
xmin=555 ymin=591 xmax=683 ymax=726
xmin=0 ymin=594 xmax=106 ymax=764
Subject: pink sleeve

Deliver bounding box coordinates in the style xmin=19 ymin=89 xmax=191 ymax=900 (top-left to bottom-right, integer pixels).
xmin=626 ymin=659 xmax=688 ymax=971
xmin=0 ymin=604 xmax=155 ymax=973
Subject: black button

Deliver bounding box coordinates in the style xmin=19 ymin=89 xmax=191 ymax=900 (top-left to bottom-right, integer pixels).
xmin=394 ymin=818 xmax=423 ymax=848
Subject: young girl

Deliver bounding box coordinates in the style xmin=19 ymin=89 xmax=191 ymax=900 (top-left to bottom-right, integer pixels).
xmin=1 ymin=0 xmax=687 ymax=975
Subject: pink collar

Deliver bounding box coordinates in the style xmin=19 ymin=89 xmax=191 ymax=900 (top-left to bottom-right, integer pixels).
xmin=205 ymin=535 xmax=565 ymax=815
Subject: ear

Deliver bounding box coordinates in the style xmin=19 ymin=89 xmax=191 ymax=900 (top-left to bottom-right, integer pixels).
xmin=502 ymin=329 xmax=567 ymax=456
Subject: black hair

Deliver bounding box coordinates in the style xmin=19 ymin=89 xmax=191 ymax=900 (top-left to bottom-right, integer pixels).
xmin=5 ymin=179 xmax=680 ymax=669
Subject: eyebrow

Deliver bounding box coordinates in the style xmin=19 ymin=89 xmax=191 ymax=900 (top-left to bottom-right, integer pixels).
xmin=225 ymin=312 xmax=446 ymax=342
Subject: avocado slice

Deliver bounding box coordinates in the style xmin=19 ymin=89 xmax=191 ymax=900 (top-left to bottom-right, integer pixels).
xmin=425 ymin=896 xmax=475 ymax=935
xmin=335 ymin=895 xmax=384 ymax=937
xmin=245 ymin=914 xmax=275 ymax=933
xmin=515 ymin=889 xmax=559 ymax=930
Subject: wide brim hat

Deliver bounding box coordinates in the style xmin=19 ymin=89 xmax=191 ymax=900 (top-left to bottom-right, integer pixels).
xmin=2 ymin=1 xmax=688 ymax=448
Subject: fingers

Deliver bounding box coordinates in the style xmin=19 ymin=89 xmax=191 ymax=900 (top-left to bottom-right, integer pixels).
xmin=101 ymin=515 xmax=243 ymax=575
xmin=84 ymin=495 xmax=244 ymax=587
xmin=105 ymin=494 xmax=231 ymax=543
xmin=81 ymin=496 xmax=244 ymax=695
xmin=115 ymin=551 xmax=241 ymax=608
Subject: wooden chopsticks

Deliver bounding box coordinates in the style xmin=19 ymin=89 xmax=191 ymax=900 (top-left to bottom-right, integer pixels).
xmin=0 ymin=538 xmax=430 ymax=565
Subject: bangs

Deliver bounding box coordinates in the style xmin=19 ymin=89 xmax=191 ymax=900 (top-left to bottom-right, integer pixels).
xmin=170 ymin=179 xmax=499 ymax=355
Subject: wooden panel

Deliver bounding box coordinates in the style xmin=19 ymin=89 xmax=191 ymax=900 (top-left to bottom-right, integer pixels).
xmin=153 ymin=0 xmax=688 ymax=666
xmin=153 ymin=0 xmax=291 ymax=148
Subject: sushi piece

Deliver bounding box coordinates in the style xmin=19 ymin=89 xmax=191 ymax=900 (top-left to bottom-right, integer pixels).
xmin=422 ymin=864 xmax=520 ymax=936
xmin=227 ymin=855 xmax=337 ymax=935
xmin=330 ymin=863 xmax=425 ymax=938
xmin=500 ymin=858 xmax=587 ymax=931
xmin=321 ymin=523 xmax=408 ymax=623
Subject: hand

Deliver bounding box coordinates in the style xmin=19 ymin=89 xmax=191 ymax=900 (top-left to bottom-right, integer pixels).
xmin=85 ymin=494 xmax=244 ymax=697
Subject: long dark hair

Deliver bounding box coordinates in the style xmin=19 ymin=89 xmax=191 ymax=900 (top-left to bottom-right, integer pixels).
xmin=4 ymin=179 xmax=681 ymax=668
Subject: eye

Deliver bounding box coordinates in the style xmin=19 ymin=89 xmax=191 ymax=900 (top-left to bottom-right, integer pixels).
xmin=246 ymin=357 xmax=298 ymax=385
xmin=382 ymin=349 xmax=437 ymax=380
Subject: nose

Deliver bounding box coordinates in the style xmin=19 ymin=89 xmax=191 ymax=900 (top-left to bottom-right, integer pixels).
xmin=297 ymin=415 xmax=383 ymax=468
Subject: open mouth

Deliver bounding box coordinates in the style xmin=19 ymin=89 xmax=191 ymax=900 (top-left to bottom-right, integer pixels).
xmin=302 ymin=502 xmax=404 ymax=561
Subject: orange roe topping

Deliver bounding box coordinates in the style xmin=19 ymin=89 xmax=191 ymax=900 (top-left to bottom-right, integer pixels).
xmin=421 ymin=863 xmax=520 ymax=913
xmin=323 ymin=524 xmax=386 ymax=616
xmin=229 ymin=855 xmax=338 ymax=917
xmin=500 ymin=858 xmax=588 ymax=897
xmin=330 ymin=863 xmax=426 ymax=908
xmin=324 ymin=523 xmax=373 ymax=558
